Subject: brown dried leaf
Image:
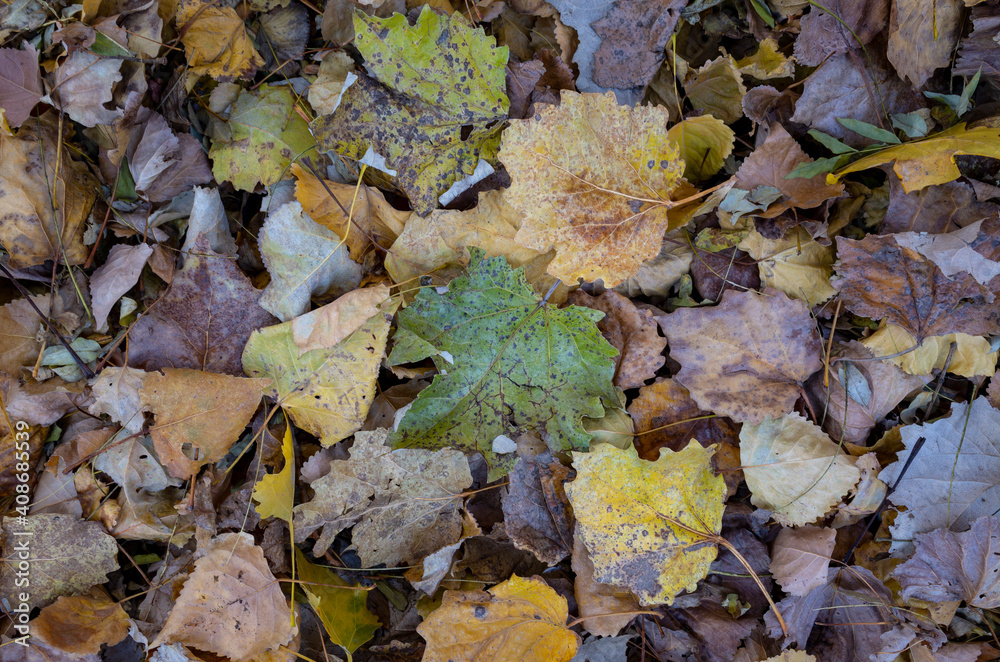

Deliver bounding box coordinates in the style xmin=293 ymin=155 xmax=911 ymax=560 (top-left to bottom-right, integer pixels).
xmin=0 ymin=296 xmax=47 ymax=375
xmin=882 ymin=178 xmax=997 ymax=234
xmin=888 ymin=0 xmax=963 ymax=86
xmin=566 ymin=289 xmax=665 ymax=389
xmin=47 ymin=47 xmax=122 ymax=127
xmin=955 ymin=5 xmax=1000 ymax=86
xmin=571 ymin=527 xmax=641 ymax=637
xmin=0 ymin=45 xmax=42 ymax=127
xmin=89 ymin=243 xmax=152 ymax=333
xmin=30 ymin=588 xmax=130 ymax=655
xmin=657 ymin=289 xmax=824 ymax=424
xmin=769 ymin=525 xmax=837 ymax=597
xmin=502 ymin=451 xmax=575 ymax=565
xmin=794 ymin=0 xmax=889 ymax=67
xmin=685 ymin=55 xmax=747 ymax=124
xmin=591 ymin=0 xmax=685 ymax=90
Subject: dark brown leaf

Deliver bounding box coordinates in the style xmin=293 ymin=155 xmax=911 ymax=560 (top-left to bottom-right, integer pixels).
xmin=501 ymin=451 xmax=575 ymax=565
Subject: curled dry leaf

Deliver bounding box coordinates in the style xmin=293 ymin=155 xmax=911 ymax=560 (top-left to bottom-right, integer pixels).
xmin=417 ymin=574 xmax=579 ymax=662
xmin=566 ymin=442 xmax=726 ymax=606
xmin=739 ymin=227 xmax=837 ymax=306
xmin=667 ymin=115 xmax=736 ymax=182
xmin=685 ymin=55 xmax=747 ymax=124
xmin=502 ymin=450 xmax=575 ymax=565
xmin=153 ymin=532 xmax=296 ymax=661
xmin=657 ymin=289 xmax=824 ymax=424
xmin=863 ymin=323 xmax=999 ymax=377
xmin=500 ymin=91 xmax=684 ymax=286
xmin=769 ymin=525 xmax=836 ymax=597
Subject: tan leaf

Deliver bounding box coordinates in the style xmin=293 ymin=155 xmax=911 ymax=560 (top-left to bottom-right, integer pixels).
xmin=657 ymin=289 xmax=824 ymax=424
xmin=571 ymin=527 xmax=641 ymax=637
xmin=417 ymin=575 xmax=579 ymax=662
xmin=153 ymin=532 xmax=296 ymax=661
xmin=290 ymin=285 xmax=390 ymax=355
xmin=140 ymin=368 xmax=265 ymax=478
xmin=499 ymin=91 xmax=684 ymax=286
xmin=30 ymin=588 xmax=130 ymax=655
xmin=176 ymin=0 xmax=263 ymax=81
xmin=566 ymin=289 xmax=665 ymax=389
xmin=741 ymin=413 xmax=861 ymax=526
xmin=0 ymin=296 xmax=48 ymax=375
xmin=48 ymin=47 xmax=122 ymax=127
xmin=685 ymin=55 xmax=747 ymax=124
xmin=739 ymin=227 xmax=837 ymax=306
xmin=887 ymin=0 xmax=963 ymax=86
xmin=89 ymin=243 xmax=153 ymax=333
xmin=769 ymin=525 xmax=836 ymax=596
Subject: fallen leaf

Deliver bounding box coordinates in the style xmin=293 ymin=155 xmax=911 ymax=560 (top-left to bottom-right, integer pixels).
xmin=30 ymin=588 xmax=130 ymax=655
xmin=253 ymin=424 xmax=294 ymax=523
xmin=614 ymin=229 xmax=694 ymax=298
xmin=87 ymin=366 xmax=147 ymax=435
xmin=0 ymin=120 xmax=98 ymax=268
xmin=257 ymin=201 xmax=362 ymax=321
xmin=307 ymin=51 xmax=356 ymax=116
xmin=739 ymin=227 xmax=837 ymax=306
xmin=128 ymin=111 xmax=213 ymax=203
xmin=862 ymin=323 xmax=999 ymax=377
xmin=312 ymin=7 xmax=509 ymax=215
xmin=735 ymin=123 xmax=844 ymax=218
xmin=763 ymin=652 xmax=817 ymax=662
xmin=0 ymin=45 xmax=42 ymax=127
xmin=47 ymin=47 xmax=122 ymax=128
xmin=736 ymin=38 xmax=795 ymax=79
xmin=831 ymin=124 xmax=1000 ymax=192
xmin=500 ymin=91 xmax=683 ymax=286
xmin=387 ymin=251 xmax=619 ymax=479
xmin=0 ymin=296 xmax=47 ymax=375
xmin=258 ymin=3 xmax=309 ymax=73
xmin=294 ymin=548 xmax=379 ymax=655
xmin=793 ymin=0 xmax=887 ymax=67
xmin=667 ymin=115 xmax=736 ymax=182
xmin=153 ymin=532 xmax=296 ymax=661
xmin=657 ymin=289 xmax=824 ymax=424
xmin=769 ymin=525 xmax=837 ymax=597
xmin=686 ymin=55 xmax=747 ymax=124
xmin=417 ymin=574 xmax=579 ymax=662
xmin=566 ymin=442 xmax=726 ymax=606
xmin=887 ymin=0 xmax=963 ymax=86
xmin=89 ymin=243 xmax=152 ymax=333
xmin=833 ymin=232 xmax=1000 ymax=342
xmin=894 ymin=515 xmax=1000 ymax=608
xmin=127 ymin=240 xmax=278 ymax=376
xmin=893 ymin=218 xmax=1000 ymax=286
xmin=293 ymin=428 xmax=472 ymax=566
xmin=955 ymin=5 xmax=1000 ymax=85
xmin=566 ymin=289 xmax=665 ymax=389
xmin=740 ymin=413 xmax=861 ymax=526
xmin=880 ymin=397 xmax=1000 ymax=554
xmin=209 ymin=85 xmax=316 ymax=192
xmin=0 ymin=513 xmax=119 ymax=609
xmin=572 ymin=527 xmax=641 ymax=637
xmin=242 ymin=295 xmax=391 ymax=447
xmin=176 ymin=0 xmax=263 ymax=81
xmin=140 ymin=368 xmax=264 ymax=478
xmin=881 ymin=178 xmax=995 ymax=234
xmin=502 ymin=451 xmax=575 ymax=565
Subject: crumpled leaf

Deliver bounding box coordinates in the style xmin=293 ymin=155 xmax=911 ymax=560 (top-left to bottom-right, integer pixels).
xmin=862 ymin=323 xmax=999 ymax=377
xmin=386 ymin=251 xmax=619 ymax=479
xmin=881 ymin=178 xmax=995 ymax=234
xmin=140 ymin=368 xmax=264 ymax=478
xmin=566 ymin=289 xmax=665 ymax=389
xmin=89 ymin=243 xmax=152 ymax=333
xmin=894 ymin=514 xmax=1000 ymax=608
xmin=657 ymin=289 xmax=824 ymax=424
xmin=209 ymin=85 xmax=316 ymax=192
xmin=47 ymin=47 xmax=122 ymax=128
xmin=294 ymin=547 xmax=379 ymax=655
xmin=176 ymin=0 xmax=263 ymax=81
xmin=128 ymin=111 xmax=213 ymax=203
xmin=293 ymin=428 xmax=472 ymax=566
xmin=502 ymin=451 xmax=575 ymax=565
xmin=0 ymin=45 xmax=42 ymax=127
xmin=257 ymin=201 xmax=362 ymax=321
xmin=740 ymin=413 xmax=861 ymax=527
xmin=887 ymin=0 xmax=963 ymax=86
xmin=794 ymin=0 xmax=888 ymax=67
xmin=833 ymin=232 xmax=1000 ymax=342
xmin=0 ymin=121 xmax=97 ymax=268
xmin=0 ymin=514 xmax=119 ymax=610
xmin=153 ymin=532 xmax=296 ymax=661
xmin=500 ymin=91 xmax=684 ymax=286
xmin=736 ymin=38 xmax=795 ymax=79
xmin=735 ymin=123 xmax=844 ymax=218
xmin=128 ymin=240 xmax=277 ymax=375
xmin=417 ymin=574 xmax=579 ymax=662
xmin=880 ymin=397 xmax=1000 ymax=555
xmin=312 ymin=7 xmax=509 ymax=216
xmin=831 ymin=124 xmax=1000 ymax=192
xmin=685 ymin=55 xmax=747 ymax=124
xmin=566 ymin=442 xmax=726 ymax=606
xmin=893 ymin=218 xmax=1000 ymax=286
xmin=769 ymin=525 xmax=837 ymax=597
xmin=30 ymin=588 xmax=130 ymax=655
xmin=242 ymin=291 xmax=392 ymax=447
xmin=572 ymin=527 xmax=641 ymax=637
xmin=667 ymin=115 xmax=735 ymax=182
xmin=739 ymin=227 xmax=837 ymax=306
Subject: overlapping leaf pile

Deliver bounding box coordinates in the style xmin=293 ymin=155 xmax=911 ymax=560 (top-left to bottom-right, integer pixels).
xmin=1 ymin=0 xmax=1000 ymax=661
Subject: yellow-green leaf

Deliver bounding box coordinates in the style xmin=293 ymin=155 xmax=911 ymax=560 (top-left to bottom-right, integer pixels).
xmin=295 ymin=547 xmax=379 ymax=655
xmin=565 ymin=442 xmax=726 ymax=606
xmin=252 ymin=424 xmax=294 ymax=522
xmin=829 ymin=123 xmax=1000 ymax=192
xmin=667 ymin=115 xmax=735 ymax=182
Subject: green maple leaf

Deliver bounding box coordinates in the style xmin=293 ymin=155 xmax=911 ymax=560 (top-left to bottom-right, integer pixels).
xmin=311 ymin=7 xmax=509 ymax=216
xmin=387 ymin=250 xmax=619 ymax=479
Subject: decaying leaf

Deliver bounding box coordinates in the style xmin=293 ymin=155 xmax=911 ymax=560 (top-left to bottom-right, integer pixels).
xmin=387 ymin=251 xmax=619 ymax=479
xmin=0 ymin=45 xmax=42 ymax=127
xmin=769 ymin=525 xmax=836 ymax=597
xmin=572 ymin=527 xmax=641 ymax=637
xmin=417 ymin=574 xmax=579 ymax=662
xmin=176 ymin=0 xmax=263 ymax=81
xmin=566 ymin=442 xmax=726 ymax=606
xmin=739 ymin=228 xmax=837 ymax=306
xmin=740 ymin=413 xmax=861 ymax=527
xmin=862 ymin=323 xmax=999 ymax=377
xmin=502 ymin=450 xmax=575 ymax=565
xmin=658 ymin=289 xmax=824 ymax=424
xmin=293 ymin=428 xmax=472 ymax=566
xmin=29 ymin=588 xmax=130 ymax=655
xmin=667 ymin=115 xmax=736 ymax=182
xmin=89 ymin=243 xmax=152 ymax=333
xmin=0 ymin=296 xmax=47 ymax=375
xmin=153 ymin=532 xmax=296 ymax=661
xmin=686 ymin=55 xmax=747 ymax=124
xmin=500 ymin=91 xmax=684 ymax=286
xmin=887 ymin=0 xmax=963 ymax=86
xmin=295 ymin=547 xmax=380 ymax=655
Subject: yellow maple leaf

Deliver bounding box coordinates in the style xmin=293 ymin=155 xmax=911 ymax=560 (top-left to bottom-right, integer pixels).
xmin=829 ymin=123 xmax=1000 ymax=192
xmin=499 ymin=91 xmax=685 ymax=287
xmin=565 ymin=441 xmax=726 ymax=606
xmin=177 ymin=0 xmax=263 ymax=81
xmin=417 ymin=575 xmax=579 ymax=662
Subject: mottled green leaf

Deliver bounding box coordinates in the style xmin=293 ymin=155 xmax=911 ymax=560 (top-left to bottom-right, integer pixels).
xmin=311 ymin=7 xmax=509 ymax=215
xmin=209 ymin=84 xmax=316 ymax=191
xmin=387 ymin=251 xmax=619 ymax=479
